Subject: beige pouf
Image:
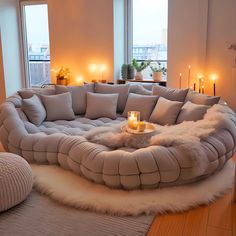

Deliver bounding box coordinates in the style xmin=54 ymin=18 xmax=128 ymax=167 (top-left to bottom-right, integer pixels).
xmin=0 ymin=153 xmax=33 ymax=212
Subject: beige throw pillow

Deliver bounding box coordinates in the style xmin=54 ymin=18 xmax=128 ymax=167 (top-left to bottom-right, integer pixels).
xmin=41 ymin=92 xmax=75 ymax=121
xmin=85 ymin=93 xmax=119 ymax=120
xmin=152 ymin=85 xmax=189 ymax=102
xmin=177 ymin=101 xmax=210 ymax=123
xmin=149 ymin=97 xmax=183 ymax=125
xmin=55 ymin=83 xmax=94 ymax=115
xmin=95 ymin=83 xmax=130 ymax=113
xmin=185 ymin=90 xmax=220 ymax=106
xmin=122 ymin=93 xmax=158 ymax=121
xmin=22 ymin=95 xmax=46 ymax=126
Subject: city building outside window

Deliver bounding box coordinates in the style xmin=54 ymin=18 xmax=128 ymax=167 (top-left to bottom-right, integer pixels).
xmin=130 ymin=0 xmax=168 ymax=79
xmin=21 ymin=2 xmax=51 ymax=87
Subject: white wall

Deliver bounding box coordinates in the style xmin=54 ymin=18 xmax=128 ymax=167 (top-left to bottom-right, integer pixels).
xmin=47 ymin=0 xmax=114 ymax=83
xmin=0 ymin=0 xmax=24 ymax=96
xmin=0 ymin=30 xmax=6 ymax=104
xmin=168 ymin=0 xmax=236 ymax=110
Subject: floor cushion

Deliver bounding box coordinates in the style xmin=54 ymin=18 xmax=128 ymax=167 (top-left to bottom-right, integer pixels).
xmin=0 ymin=153 xmax=33 ymax=212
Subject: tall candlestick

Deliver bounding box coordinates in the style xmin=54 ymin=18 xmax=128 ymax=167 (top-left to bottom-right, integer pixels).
xmin=201 ymin=79 xmax=204 ymax=94
xmin=202 ymin=85 xmax=205 ymax=94
xmin=188 ymin=65 xmax=191 ymax=88
xmin=213 ymin=82 xmax=216 ymax=96
xmin=211 ymin=75 xmax=217 ymax=96
xmin=179 ymin=73 xmax=182 ymax=89
xmin=198 ymin=75 xmax=202 ymax=93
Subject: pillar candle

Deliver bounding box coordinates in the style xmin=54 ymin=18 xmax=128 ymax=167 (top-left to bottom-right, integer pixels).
xmin=179 ymin=73 xmax=182 ymax=89
xmin=188 ymin=65 xmax=191 ymax=88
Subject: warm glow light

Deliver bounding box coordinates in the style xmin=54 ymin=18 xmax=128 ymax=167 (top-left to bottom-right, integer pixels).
xmin=89 ymin=64 xmax=97 ymax=73
xmin=99 ymin=64 xmax=107 ymax=72
xmin=211 ymin=74 xmax=218 ymax=83
xmin=75 ymin=76 xmax=84 ymax=85
xmin=179 ymin=73 xmax=182 ymax=76
xmin=188 ymin=65 xmax=191 ymax=69
xmin=198 ymin=74 xmax=203 ymax=79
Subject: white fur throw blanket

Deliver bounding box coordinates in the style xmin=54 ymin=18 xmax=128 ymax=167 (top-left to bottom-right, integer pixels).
xmin=83 ymin=104 xmax=236 ymax=150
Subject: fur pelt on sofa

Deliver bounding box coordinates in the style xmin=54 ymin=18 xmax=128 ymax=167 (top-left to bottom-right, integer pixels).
xmin=88 ymin=104 xmax=236 ymax=149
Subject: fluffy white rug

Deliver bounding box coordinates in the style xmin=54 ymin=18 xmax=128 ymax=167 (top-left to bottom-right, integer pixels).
xmin=31 ymin=160 xmax=235 ymax=216
xmin=84 ymin=104 xmax=236 ymax=149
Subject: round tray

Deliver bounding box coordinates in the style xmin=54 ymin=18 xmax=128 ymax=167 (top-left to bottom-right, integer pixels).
xmin=122 ymin=123 xmax=156 ymax=135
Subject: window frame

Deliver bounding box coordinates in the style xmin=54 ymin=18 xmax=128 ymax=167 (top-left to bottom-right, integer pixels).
xmin=125 ymin=0 xmax=168 ymax=67
xmin=20 ymin=0 xmax=49 ymax=88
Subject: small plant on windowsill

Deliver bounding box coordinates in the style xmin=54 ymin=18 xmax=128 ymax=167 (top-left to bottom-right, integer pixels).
xmin=132 ymin=59 xmax=150 ymax=80
xmin=56 ymin=67 xmax=71 ymax=85
xmin=150 ymin=62 xmax=167 ymax=82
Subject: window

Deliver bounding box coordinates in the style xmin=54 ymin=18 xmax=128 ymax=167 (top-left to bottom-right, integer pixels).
xmin=128 ymin=0 xmax=168 ymax=79
xmin=21 ymin=2 xmax=51 ymax=87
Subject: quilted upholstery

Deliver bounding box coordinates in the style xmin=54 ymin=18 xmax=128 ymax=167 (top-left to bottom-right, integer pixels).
xmin=0 ymin=90 xmax=236 ymax=190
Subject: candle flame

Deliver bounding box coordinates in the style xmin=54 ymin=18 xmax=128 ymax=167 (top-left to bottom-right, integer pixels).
xmin=198 ymin=74 xmax=203 ymax=79
xmin=211 ymin=74 xmax=217 ymax=82
xmin=188 ymin=65 xmax=191 ymax=69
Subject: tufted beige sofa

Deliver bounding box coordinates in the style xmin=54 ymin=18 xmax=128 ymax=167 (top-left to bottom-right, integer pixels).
xmin=0 ymin=87 xmax=236 ymax=189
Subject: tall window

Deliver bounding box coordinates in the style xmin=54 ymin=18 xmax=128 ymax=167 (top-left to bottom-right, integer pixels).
xmin=21 ymin=3 xmax=51 ymax=87
xmin=131 ymin=0 xmax=168 ymax=79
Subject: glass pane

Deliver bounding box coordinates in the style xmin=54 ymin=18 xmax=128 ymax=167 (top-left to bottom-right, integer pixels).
xmin=24 ymin=4 xmax=51 ymax=87
xmin=132 ymin=0 xmax=168 ymax=79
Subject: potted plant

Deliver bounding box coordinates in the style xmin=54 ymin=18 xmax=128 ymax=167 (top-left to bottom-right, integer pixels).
xmin=150 ymin=63 xmax=167 ymax=82
xmin=121 ymin=64 xmax=135 ymax=80
xmin=56 ymin=67 xmax=71 ymax=85
xmin=132 ymin=59 xmax=150 ymax=80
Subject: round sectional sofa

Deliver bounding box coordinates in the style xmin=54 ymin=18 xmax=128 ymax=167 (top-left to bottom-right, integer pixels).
xmin=0 ymin=83 xmax=236 ymax=190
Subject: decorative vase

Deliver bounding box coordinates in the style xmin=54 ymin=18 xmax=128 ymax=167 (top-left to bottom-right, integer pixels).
xmin=121 ymin=64 xmax=135 ymax=80
xmin=153 ymin=72 xmax=162 ymax=82
xmin=135 ymin=71 xmax=143 ymax=80
xmin=57 ymin=77 xmax=67 ymax=85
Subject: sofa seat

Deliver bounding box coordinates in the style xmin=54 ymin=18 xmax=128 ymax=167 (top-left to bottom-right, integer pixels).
xmin=24 ymin=115 xmax=126 ymax=136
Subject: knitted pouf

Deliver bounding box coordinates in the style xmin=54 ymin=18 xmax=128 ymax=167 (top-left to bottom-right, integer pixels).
xmin=0 ymin=153 xmax=33 ymax=212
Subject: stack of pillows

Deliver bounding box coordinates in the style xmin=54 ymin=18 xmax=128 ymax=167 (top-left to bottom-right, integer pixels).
xmin=18 ymin=83 xmax=220 ymax=127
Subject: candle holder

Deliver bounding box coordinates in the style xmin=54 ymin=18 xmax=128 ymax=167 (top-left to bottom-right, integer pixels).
xmin=127 ymin=111 xmax=140 ymax=130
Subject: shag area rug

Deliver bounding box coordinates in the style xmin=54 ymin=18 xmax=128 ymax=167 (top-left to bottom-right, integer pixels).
xmin=31 ymin=160 xmax=235 ymax=216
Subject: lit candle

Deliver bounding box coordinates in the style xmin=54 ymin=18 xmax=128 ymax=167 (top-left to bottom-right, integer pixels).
xmin=179 ymin=73 xmax=182 ymax=89
xmin=211 ymin=75 xmax=217 ymax=96
xmin=137 ymin=121 xmax=146 ymax=132
xmin=188 ymin=65 xmax=191 ymax=88
xmin=127 ymin=111 xmax=140 ymax=130
xmin=201 ymin=85 xmax=205 ymax=94
xmin=198 ymin=75 xmax=203 ymax=93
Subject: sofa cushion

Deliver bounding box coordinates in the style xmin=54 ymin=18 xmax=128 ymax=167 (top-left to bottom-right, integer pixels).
xmin=41 ymin=92 xmax=75 ymax=121
xmin=149 ymin=97 xmax=183 ymax=125
xmin=85 ymin=93 xmax=119 ymax=120
xmin=22 ymin=95 xmax=46 ymax=126
xmin=95 ymin=83 xmax=130 ymax=113
xmin=177 ymin=101 xmax=210 ymax=123
xmin=122 ymin=93 xmax=158 ymax=121
xmin=18 ymin=88 xmax=55 ymax=99
xmin=129 ymin=84 xmax=152 ymax=95
xmin=55 ymin=83 xmax=94 ymax=115
xmin=185 ymin=90 xmax=220 ymax=106
xmin=152 ymin=85 xmax=189 ymax=102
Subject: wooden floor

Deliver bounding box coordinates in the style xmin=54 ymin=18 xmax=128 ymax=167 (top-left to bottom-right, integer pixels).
xmin=148 ymin=154 xmax=236 ymax=236
xmin=0 ymin=143 xmax=235 ymax=236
